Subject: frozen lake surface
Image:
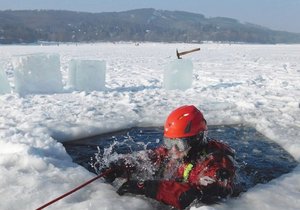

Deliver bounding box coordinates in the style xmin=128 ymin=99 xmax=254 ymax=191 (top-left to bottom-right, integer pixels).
xmin=0 ymin=43 xmax=299 ymax=210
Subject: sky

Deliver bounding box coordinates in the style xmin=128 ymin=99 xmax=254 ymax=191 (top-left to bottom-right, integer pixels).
xmin=0 ymin=0 xmax=299 ymax=33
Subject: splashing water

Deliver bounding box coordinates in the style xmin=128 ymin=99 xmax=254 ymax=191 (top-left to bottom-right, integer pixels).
xmin=89 ymin=136 xmax=160 ymax=181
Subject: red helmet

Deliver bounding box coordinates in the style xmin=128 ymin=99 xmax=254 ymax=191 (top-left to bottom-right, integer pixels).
xmin=164 ymin=105 xmax=207 ymax=139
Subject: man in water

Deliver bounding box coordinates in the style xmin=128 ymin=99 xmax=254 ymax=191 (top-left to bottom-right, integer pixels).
xmin=105 ymin=105 xmax=236 ymax=209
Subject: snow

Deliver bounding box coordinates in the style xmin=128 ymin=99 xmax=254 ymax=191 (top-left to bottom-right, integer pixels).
xmin=163 ymin=59 xmax=193 ymax=90
xmin=68 ymin=59 xmax=106 ymax=91
xmin=0 ymin=43 xmax=299 ymax=210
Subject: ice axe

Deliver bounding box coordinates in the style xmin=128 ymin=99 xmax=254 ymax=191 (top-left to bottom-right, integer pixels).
xmin=176 ymin=48 xmax=200 ymax=59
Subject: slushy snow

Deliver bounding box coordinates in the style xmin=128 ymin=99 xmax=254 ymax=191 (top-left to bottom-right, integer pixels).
xmin=0 ymin=43 xmax=299 ymax=210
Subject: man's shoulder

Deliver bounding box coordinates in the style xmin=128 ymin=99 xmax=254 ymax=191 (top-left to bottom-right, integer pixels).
xmin=206 ymin=139 xmax=235 ymax=157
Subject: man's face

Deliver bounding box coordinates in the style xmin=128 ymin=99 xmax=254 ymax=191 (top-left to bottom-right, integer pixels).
xmin=168 ymin=143 xmax=190 ymax=160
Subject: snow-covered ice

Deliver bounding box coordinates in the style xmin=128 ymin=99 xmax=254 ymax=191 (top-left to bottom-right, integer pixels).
xmin=163 ymin=59 xmax=193 ymax=90
xmin=0 ymin=43 xmax=299 ymax=210
xmin=68 ymin=59 xmax=106 ymax=91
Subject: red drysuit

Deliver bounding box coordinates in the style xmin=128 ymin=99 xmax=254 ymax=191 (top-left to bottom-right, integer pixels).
xmin=115 ymin=139 xmax=236 ymax=209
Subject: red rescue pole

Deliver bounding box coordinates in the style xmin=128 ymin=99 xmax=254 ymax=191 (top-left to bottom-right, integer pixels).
xmin=36 ymin=169 xmax=112 ymax=210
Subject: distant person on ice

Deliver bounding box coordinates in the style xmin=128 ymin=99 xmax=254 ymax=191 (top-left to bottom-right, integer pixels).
xmin=103 ymin=105 xmax=236 ymax=210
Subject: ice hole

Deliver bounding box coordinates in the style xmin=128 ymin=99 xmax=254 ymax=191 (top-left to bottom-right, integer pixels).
xmin=63 ymin=125 xmax=298 ymax=196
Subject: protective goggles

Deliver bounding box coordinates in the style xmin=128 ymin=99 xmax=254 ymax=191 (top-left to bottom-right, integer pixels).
xmin=164 ymin=137 xmax=190 ymax=152
xmin=164 ymin=131 xmax=208 ymax=151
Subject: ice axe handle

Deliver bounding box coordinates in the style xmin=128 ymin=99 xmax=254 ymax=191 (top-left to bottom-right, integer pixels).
xmin=176 ymin=48 xmax=200 ymax=59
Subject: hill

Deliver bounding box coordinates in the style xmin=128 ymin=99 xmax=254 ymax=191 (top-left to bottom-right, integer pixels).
xmin=1 ymin=8 xmax=300 ymax=44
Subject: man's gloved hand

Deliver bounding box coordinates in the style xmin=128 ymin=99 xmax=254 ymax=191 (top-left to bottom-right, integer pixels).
xmin=216 ymin=168 xmax=230 ymax=181
xmin=179 ymin=188 xmax=202 ymax=209
xmin=103 ymin=160 xmax=135 ymax=183
xmin=103 ymin=163 xmax=123 ymax=183
xmin=201 ymin=184 xmax=231 ymax=204
xmin=117 ymin=180 xmax=146 ymax=195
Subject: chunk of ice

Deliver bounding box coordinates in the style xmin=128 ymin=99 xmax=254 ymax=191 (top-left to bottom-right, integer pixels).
xmin=12 ymin=53 xmax=63 ymax=96
xmin=68 ymin=59 xmax=106 ymax=91
xmin=163 ymin=59 xmax=193 ymax=90
xmin=0 ymin=66 xmax=11 ymax=94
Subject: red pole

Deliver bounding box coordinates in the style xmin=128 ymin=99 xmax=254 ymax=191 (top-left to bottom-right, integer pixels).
xmin=36 ymin=169 xmax=112 ymax=210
